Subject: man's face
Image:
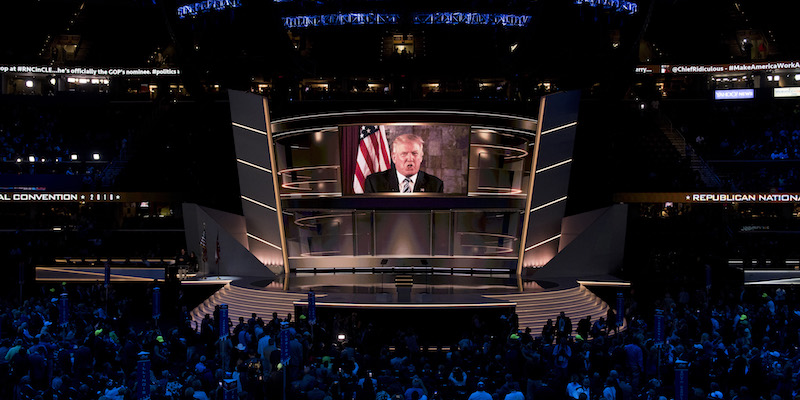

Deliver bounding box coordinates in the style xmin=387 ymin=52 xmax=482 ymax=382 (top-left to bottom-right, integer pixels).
xmin=392 ymin=141 xmax=423 ymax=177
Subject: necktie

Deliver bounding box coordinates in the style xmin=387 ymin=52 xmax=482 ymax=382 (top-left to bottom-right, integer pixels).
xmin=402 ymin=177 xmax=412 ymax=193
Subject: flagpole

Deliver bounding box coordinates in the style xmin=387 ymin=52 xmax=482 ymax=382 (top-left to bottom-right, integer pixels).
xmin=200 ymin=223 xmax=207 ymax=280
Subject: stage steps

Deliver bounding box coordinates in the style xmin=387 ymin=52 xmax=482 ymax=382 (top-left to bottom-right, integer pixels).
xmin=484 ymin=284 xmax=612 ymax=334
xmin=190 ymin=284 xmax=309 ymax=327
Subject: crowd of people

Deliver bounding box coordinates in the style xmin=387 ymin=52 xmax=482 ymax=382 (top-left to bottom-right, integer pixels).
xmin=1 ymin=271 xmax=799 ymax=400
xmin=0 ymin=99 xmax=70 ymax=165
xmin=0 ymin=98 xmax=133 ymax=190
xmin=661 ymin=101 xmax=800 ymax=192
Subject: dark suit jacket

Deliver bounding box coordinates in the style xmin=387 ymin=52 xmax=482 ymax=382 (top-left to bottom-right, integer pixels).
xmin=364 ymin=168 xmax=444 ymax=193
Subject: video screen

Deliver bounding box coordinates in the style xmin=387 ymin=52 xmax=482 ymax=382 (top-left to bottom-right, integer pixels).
xmin=340 ymin=124 xmax=470 ymax=195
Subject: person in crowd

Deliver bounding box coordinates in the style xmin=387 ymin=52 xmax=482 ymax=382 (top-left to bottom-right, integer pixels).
xmin=448 ymin=366 xmax=468 ymax=397
xmin=504 ymin=382 xmax=524 ymax=400
xmin=188 ymin=251 xmax=199 ymax=273
xmin=541 ymin=319 xmax=555 ymax=345
xmin=566 ymin=374 xmax=583 ymax=399
xmin=468 ymin=381 xmax=492 ymax=400
xmin=602 ymin=377 xmax=617 ymax=400
xmin=555 ymin=311 xmax=572 ymax=339
xmin=552 ymin=336 xmax=572 ymax=380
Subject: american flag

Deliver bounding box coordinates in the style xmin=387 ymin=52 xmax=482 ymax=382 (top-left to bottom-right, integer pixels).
xmin=353 ymin=125 xmax=391 ymax=193
xmin=200 ymin=226 xmax=207 ymax=262
xmin=215 ymin=233 xmax=220 ymax=265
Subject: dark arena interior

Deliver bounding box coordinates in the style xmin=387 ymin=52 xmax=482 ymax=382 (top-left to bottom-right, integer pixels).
xmin=3 ymin=0 xmax=800 ymax=399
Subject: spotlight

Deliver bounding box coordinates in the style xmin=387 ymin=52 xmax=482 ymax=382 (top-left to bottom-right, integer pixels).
xmin=337 ymin=334 xmax=346 ymax=341
xmin=71 ymin=154 xmax=78 ymax=161
xmin=92 ymin=153 xmax=100 ymax=160
xmin=25 ymin=80 xmax=34 ymax=88
xmin=50 ymin=78 xmax=56 ymax=86
xmin=28 ymin=156 xmax=36 ymax=162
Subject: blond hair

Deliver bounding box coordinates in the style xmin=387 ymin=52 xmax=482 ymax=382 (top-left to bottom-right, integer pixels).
xmin=391 ymin=133 xmax=424 ymax=156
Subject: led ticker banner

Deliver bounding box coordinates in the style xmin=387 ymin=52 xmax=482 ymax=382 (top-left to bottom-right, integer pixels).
xmin=774 ymin=87 xmax=800 ymax=98
xmin=0 ymin=192 xmax=172 ymax=203
xmin=0 ymin=192 xmax=121 ymax=202
xmin=0 ymin=65 xmax=181 ymax=77
xmin=635 ymin=61 xmax=800 ymax=74
xmin=615 ymin=192 xmax=800 ymax=204
xmin=715 ymin=89 xmax=754 ymax=100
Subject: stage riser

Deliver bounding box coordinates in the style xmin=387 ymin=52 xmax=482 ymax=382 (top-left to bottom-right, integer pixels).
xmin=190 ymin=283 xmax=616 ymax=337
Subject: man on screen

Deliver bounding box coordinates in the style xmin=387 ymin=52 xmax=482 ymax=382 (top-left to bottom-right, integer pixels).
xmin=364 ymin=133 xmax=444 ymax=193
